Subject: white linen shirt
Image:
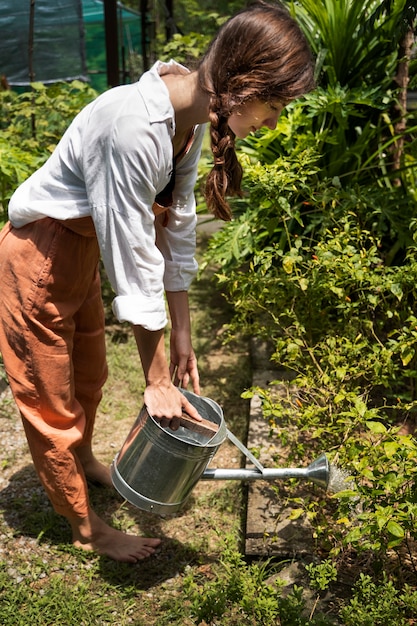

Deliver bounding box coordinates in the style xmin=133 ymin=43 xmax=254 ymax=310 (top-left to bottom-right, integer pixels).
xmin=8 ymin=60 xmax=205 ymax=331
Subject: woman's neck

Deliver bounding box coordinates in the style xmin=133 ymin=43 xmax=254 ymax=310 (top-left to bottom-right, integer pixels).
xmin=162 ymin=71 xmax=210 ymax=133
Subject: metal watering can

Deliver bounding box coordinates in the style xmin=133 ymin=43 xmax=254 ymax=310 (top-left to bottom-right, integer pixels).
xmin=111 ymin=389 xmax=330 ymax=515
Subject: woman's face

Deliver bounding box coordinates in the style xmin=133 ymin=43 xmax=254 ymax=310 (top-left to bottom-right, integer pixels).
xmin=228 ymin=99 xmax=284 ymax=138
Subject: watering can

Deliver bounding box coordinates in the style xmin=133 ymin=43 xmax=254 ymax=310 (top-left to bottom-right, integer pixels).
xmin=111 ymin=389 xmax=330 ymax=515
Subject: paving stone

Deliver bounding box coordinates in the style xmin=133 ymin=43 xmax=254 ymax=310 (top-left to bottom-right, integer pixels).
xmin=245 ymin=366 xmax=316 ymax=558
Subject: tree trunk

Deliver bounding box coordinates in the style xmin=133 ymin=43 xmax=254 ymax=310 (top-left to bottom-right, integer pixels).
xmin=392 ymin=26 xmax=414 ymax=183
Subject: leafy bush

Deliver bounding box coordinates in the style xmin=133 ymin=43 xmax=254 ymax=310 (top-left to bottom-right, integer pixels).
xmin=340 ymin=573 xmax=417 ymax=626
xmin=0 ymin=80 xmax=97 ymax=222
xmin=292 ymin=0 xmax=412 ymax=91
xmin=202 ymin=0 xmax=417 ymax=613
xmin=160 ymin=542 xmax=334 ymax=625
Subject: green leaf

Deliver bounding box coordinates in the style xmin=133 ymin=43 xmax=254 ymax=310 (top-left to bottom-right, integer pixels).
xmin=282 ymin=256 xmax=294 ymax=274
xmin=298 ymin=277 xmax=309 ymax=291
xmin=366 ymin=420 xmax=387 ymax=434
xmin=289 ymin=508 xmax=305 ymax=520
xmin=386 ymin=520 xmax=405 ymax=538
xmin=383 ymin=441 xmax=399 ymax=458
xmin=389 ymin=282 xmax=403 ymax=300
xmin=345 ymin=526 xmax=363 ymax=544
xmin=401 ymin=345 xmax=415 ymax=367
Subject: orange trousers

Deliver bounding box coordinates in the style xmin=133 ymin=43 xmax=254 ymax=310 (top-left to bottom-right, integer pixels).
xmin=0 ymin=218 xmax=108 ymax=517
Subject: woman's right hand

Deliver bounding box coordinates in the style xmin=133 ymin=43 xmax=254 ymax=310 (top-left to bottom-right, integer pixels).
xmin=133 ymin=324 xmax=201 ymax=428
xmin=144 ymin=381 xmax=202 ymax=430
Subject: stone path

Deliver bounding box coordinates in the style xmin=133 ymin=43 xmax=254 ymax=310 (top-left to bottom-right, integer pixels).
xmin=243 ymin=342 xmax=341 ymax=622
xmin=245 ymin=368 xmax=316 ymax=559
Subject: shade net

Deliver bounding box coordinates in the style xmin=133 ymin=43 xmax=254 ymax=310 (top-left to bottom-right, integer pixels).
xmin=0 ymin=0 xmax=86 ymax=86
xmin=0 ymin=0 xmax=142 ymax=90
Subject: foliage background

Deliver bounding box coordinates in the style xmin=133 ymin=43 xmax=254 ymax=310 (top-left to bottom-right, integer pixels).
xmin=199 ymin=0 xmax=417 ymax=609
xmin=1 ymin=0 xmax=417 ymax=623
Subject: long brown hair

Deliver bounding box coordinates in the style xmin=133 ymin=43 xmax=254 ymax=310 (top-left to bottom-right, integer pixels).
xmin=198 ymin=0 xmax=315 ymax=220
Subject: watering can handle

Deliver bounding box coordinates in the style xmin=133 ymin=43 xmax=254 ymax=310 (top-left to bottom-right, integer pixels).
xmin=178 ymin=412 xmax=219 ymax=438
xmin=226 ymin=429 xmax=264 ymax=473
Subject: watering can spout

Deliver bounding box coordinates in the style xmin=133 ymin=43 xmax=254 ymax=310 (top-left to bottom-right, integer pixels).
xmin=305 ymin=453 xmax=330 ymax=489
xmin=202 ymin=453 xmax=331 ymax=489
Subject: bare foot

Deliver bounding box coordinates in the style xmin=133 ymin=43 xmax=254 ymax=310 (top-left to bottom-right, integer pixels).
xmin=75 ymin=446 xmax=113 ymax=488
xmin=70 ymin=509 xmax=161 ymax=562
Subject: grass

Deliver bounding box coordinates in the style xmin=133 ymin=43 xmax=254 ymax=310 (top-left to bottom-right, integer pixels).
xmin=0 ymin=227 xmax=253 ymax=626
xmin=3 ymin=227 xmax=414 ymax=624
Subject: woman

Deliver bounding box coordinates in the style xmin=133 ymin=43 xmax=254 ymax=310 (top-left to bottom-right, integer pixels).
xmin=0 ymin=0 xmax=314 ymax=562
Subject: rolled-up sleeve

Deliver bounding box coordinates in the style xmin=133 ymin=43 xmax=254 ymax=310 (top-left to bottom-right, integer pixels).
xmin=88 ymin=120 xmax=171 ymax=329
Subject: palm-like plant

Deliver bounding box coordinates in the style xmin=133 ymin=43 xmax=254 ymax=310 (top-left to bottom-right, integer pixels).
xmin=290 ymin=0 xmax=415 ymax=90
xmin=221 ymin=0 xmax=417 ymax=267
xmin=289 ymin=0 xmax=417 ymax=181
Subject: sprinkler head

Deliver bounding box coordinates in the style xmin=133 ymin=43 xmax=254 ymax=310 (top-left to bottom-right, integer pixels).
xmin=306 ymin=453 xmax=330 ymax=489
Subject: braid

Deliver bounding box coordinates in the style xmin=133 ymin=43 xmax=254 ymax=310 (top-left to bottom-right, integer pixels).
xmin=205 ymin=103 xmax=242 ymax=221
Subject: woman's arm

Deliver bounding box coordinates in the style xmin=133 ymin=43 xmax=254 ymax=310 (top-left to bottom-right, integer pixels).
xmin=132 ymin=320 xmax=201 ymax=427
xmin=166 ymin=290 xmax=200 ymax=394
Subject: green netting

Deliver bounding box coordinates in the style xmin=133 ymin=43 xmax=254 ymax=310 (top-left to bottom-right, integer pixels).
xmin=0 ymin=0 xmax=142 ymax=91
xmin=0 ymin=0 xmax=86 ymax=86
xmin=82 ymin=0 xmax=142 ymax=91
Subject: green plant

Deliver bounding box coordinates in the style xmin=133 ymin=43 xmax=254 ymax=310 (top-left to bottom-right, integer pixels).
xmin=235 ymin=93 xmax=417 ymax=260
xmin=0 ymin=136 xmax=44 ymax=217
xmin=169 ymin=0 xmax=241 ymax=38
xmin=160 ymin=541 xmax=334 ymax=625
xmin=209 ymin=205 xmax=417 ymax=563
xmin=305 ymin=559 xmax=338 ymax=592
xmin=200 ymin=0 xmax=417 ymax=591
xmin=290 ymin=0 xmax=410 ymax=90
xmin=339 ymin=425 xmax=417 ymax=552
xmin=159 ymin=32 xmax=213 ymax=65
xmin=0 ymin=80 xmax=97 ymax=223
xmin=228 ymin=0 xmax=417 ymax=265
xmin=340 ymin=573 xmax=417 ymax=626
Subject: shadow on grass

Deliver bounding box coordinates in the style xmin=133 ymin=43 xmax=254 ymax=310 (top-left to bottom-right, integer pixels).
xmin=0 ymin=464 xmax=216 ymax=590
xmin=0 ymin=465 xmax=68 ymax=541
xmin=98 ymin=535 xmax=216 ymax=592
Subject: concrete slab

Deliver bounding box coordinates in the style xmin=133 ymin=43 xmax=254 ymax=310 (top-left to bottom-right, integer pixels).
xmin=245 ymin=365 xmax=316 ymax=558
